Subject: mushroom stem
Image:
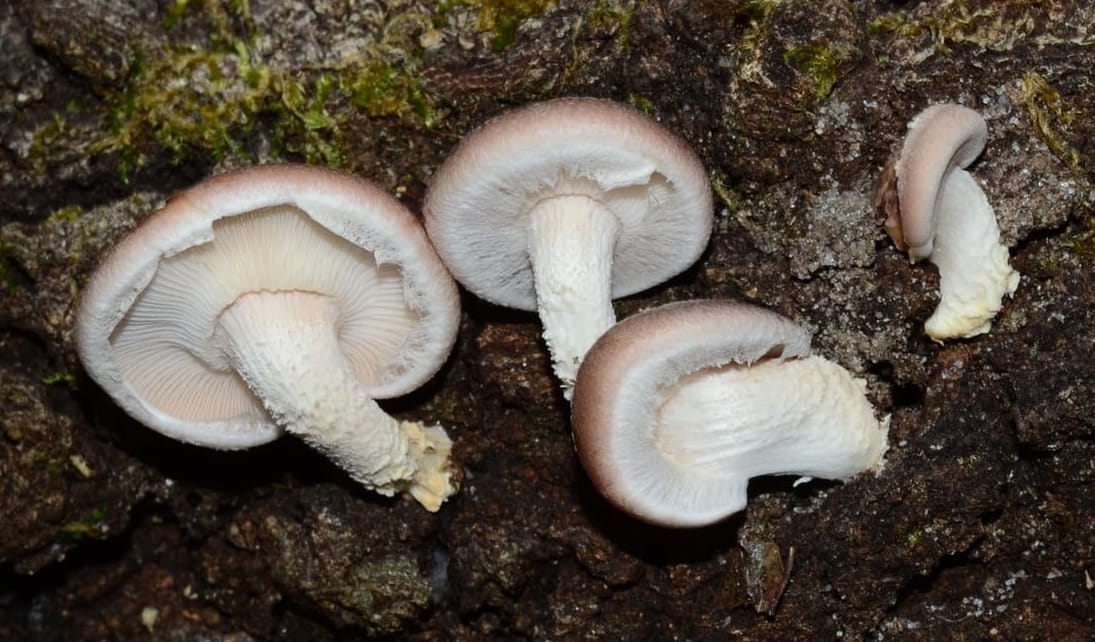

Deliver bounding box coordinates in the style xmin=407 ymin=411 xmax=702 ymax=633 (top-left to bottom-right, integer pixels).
xmin=527 ymin=195 xmax=620 ymax=399
xmin=656 ymin=355 xmax=888 ymax=512
xmin=920 ymin=169 xmax=1021 ymax=340
xmin=216 ymin=291 xmax=456 ymax=511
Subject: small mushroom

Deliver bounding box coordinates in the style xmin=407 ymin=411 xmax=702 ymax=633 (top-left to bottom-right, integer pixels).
xmin=76 ymin=164 xmax=461 ymax=511
xmin=424 ymin=97 xmax=712 ymax=397
xmin=872 ymin=103 xmax=1020 ymax=341
xmin=571 ymin=300 xmax=888 ymax=528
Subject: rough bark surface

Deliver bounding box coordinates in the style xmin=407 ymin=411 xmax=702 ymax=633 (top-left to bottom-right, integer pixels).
xmin=1 ymin=0 xmax=1092 ymax=640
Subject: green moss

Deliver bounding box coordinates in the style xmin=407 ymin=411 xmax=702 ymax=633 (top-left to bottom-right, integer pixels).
xmin=867 ymin=1 xmax=1057 ymax=56
xmin=42 ymin=372 xmax=77 ymax=387
xmin=626 ymin=93 xmax=653 ymax=114
xmin=47 ymin=205 xmax=83 ymax=222
xmin=93 ymin=39 xmax=284 ymax=172
xmin=347 ymin=65 xmax=402 ymax=116
xmin=26 ymin=113 xmax=73 ymax=174
xmin=923 ymin=8 xmax=986 ymax=53
xmin=1063 ymin=220 xmax=1095 ymax=264
xmin=866 ymin=13 xmax=912 ymax=38
xmin=586 ymin=0 xmax=637 ymax=52
xmin=87 ymin=0 xmax=438 ymax=177
xmin=59 ymin=508 xmax=109 ymax=541
xmin=720 ymin=0 xmax=781 ymax=92
xmin=161 ymin=0 xmax=191 ymax=30
xmin=467 ymin=0 xmax=554 ymax=52
xmin=344 ymin=62 xmax=439 ymax=127
xmin=733 ymin=0 xmax=779 ymax=49
xmin=866 ymin=4 xmax=986 ymax=54
xmin=1019 ymin=71 xmax=1082 ymax=173
xmin=783 ymin=42 xmax=855 ymax=100
xmin=711 ymin=174 xmax=741 ymax=213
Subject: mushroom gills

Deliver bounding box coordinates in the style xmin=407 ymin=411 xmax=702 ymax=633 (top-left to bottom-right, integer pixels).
xmin=111 ymin=206 xmax=416 ymax=420
xmin=422 ymin=98 xmax=713 ymax=400
xmin=111 ymin=205 xmax=455 ymax=510
xmin=571 ymin=299 xmax=889 ymax=527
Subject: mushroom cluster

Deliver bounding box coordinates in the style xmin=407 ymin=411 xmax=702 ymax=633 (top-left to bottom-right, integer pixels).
xmin=80 ymin=97 xmax=1018 ymax=527
xmin=77 ymin=164 xmax=460 ymax=511
xmin=572 ymin=301 xmax=889 ymax=527
xmin=420 ymin=97 xmax=887 ymax=527
xmin=872 ymin=103 xmax=1020 ymax=341
xmin=424 ymin=97 xmax=712 ymax=398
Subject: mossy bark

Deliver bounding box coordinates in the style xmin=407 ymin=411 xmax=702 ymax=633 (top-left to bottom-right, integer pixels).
xmin=1 ymin=0 xmax=1092 ymax=639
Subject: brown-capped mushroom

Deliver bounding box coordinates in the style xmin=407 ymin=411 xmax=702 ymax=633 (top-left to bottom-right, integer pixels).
xmin=872 ymin=103 xmax=1020 ymax=341
xmin=424 ymin=97 xmax=712 ymax=397
xmin=571 ymin=300 xmax=889 ymax=527
xmin=77 ymin=164 xmax=461 ymax=511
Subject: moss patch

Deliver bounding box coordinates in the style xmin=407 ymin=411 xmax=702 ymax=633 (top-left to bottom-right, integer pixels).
xmin=1018 ymin=71 xmax=1083 ymax=173
xmin=866 ymin=0 xmax=1062 ymax=56
xmin=59 ymin=508 xmax=109 ymax=541
xmin=784 ymin=42 xmax=856 ymax=100
xmin=84 ymin=0 xmax=439 ymax=176
xmin=586 ymin=0 xmax=637 ymax=52
xmin=468 ymin=0 xmax=555 ymax=52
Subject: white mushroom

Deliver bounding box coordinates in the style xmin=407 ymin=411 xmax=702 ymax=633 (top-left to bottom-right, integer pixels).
xmin=872 ymin=103 xmax=1020 ymax=341
xmin=423 ymin=97 xmax=712 ymax=398
xmin=76 ymin=164 xmax=461 ymax=511
xmin=571 ymin=300 xmax=889 ymax=528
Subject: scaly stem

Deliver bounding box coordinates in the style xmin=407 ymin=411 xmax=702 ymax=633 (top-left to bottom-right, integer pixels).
xmin=923 ymin=169 xmax=1020 ymax=340
xmin=527 ymin=195 xmax=620 ymax=399
xmin=217 ymin=291 xmax=456 ymax=511
xmin=656 ymin=356 xmax=888 ymax=492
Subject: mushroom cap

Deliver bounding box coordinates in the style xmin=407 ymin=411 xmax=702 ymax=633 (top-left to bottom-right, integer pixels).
xmin=76 ymin=164 xmax=460 ymax=449
xmin=894 ymin=103 xmax=988 ymax=259
xmin=423 ymin=97 xmax=713 ymax=311
xmin=571 ymin=300 xmax=812 ymax=526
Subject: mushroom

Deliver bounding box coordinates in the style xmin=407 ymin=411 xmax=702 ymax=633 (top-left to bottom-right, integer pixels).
xmin=76 ymin=164 xmax=461 ymax=511
xmin=423 ymin=97 xmax=712 ymax=398
xmin=571 ymin=300 xmax=888 ymax=528
xmin=872 ymin=103 xmax=1020 ymax=341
